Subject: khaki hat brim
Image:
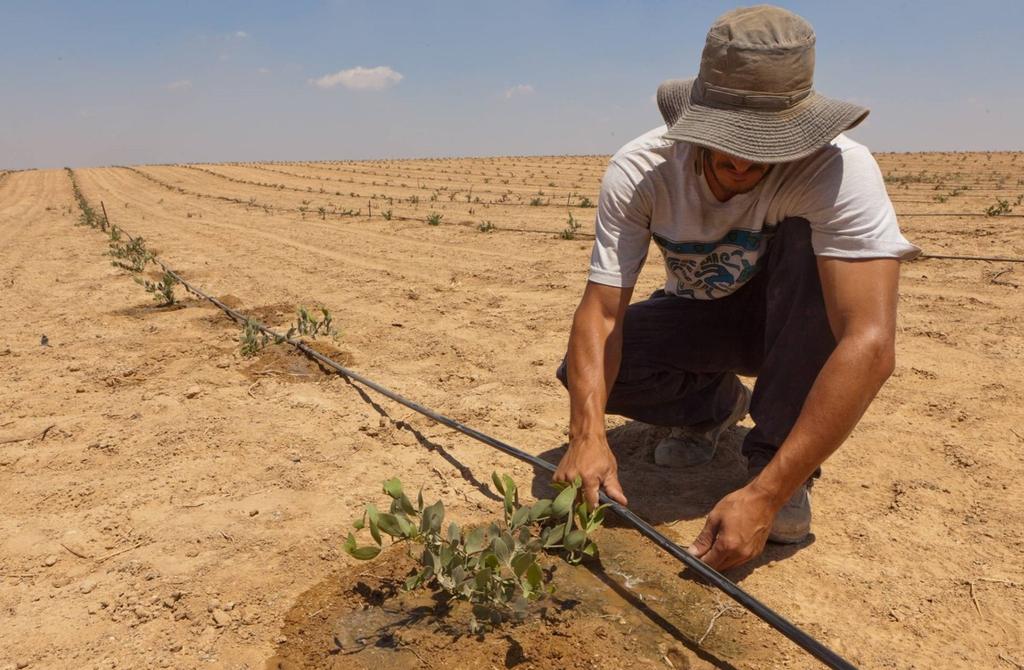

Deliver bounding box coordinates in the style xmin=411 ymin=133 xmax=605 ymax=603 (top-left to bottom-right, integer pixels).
xmin=658 ymin=78 xmax=870 ymax=164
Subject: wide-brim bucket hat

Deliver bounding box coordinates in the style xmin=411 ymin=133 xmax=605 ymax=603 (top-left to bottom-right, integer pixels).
xmin=658 ymin=5 xmax=869 ymax=164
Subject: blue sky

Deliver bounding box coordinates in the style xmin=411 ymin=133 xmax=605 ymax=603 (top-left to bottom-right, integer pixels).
xmin=2 ymin=1 xmax=1022 ymax=169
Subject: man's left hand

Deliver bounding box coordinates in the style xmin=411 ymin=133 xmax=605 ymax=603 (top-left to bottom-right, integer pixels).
xmin=686 ymin=484 xmax=779 ymax=571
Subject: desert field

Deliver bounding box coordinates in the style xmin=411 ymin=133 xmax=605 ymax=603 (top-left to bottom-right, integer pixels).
xmin=1 ymin=150 xmax=1022 ymax=669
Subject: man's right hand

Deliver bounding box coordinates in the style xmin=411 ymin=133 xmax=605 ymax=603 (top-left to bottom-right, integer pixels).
xmin=553 ymin=435 xmax=628 ymax=509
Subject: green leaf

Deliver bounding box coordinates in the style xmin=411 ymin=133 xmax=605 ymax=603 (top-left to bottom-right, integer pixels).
xmin=551 ymin=485 xmax=576 ymax=518
xmin=395 ymin=513 xmax=417 ymax=538
xmin=526 ymin=562 xmax=542 ymax=590
xmin=511 ymin=553 xmax=534 ymax=577
xmin=417 ymin=488 xmax=424 ymax=513
xmin=491 ymin=472 xmax=505 ymax=495
xmin=420 ymin=500 xmax=445 ymax=534
xmin=542 ymin=525 xmax=564 ymax=548
xmin=465 ymin=527 xmax=485 ymax=554
xmin=382 ymin=478 xmax=404 ymax=499
xmin=503 ymin=483 xmax=515 ymax=518
xmin=501 ymin=475 xmax=517 ymax=500
xmin=367 ymin=504 xmax=382 ymax=545
xmin=376 ymin=513 xmax=404 ymax=538
xmin=582 ymin=541 xmax=598 ymax=557
xmin=493 ymin=536 xmax=511 ymax=564
xmin=397 ymin=492 xmax=416 ymax=516
xmin=343 ymin=532 xmax=381 ymax=560
xmin=439 ymin=544 xmax=454 ymax=569
xmin=564 ymin=529 xmax=587 ymax=552
xmin=510 ymin=506 xmax=530 ymax=529
xmin=529 ymin=499 xmax=552 ymax=521
xmin=447 ymin=521 xmax=460 ymax=543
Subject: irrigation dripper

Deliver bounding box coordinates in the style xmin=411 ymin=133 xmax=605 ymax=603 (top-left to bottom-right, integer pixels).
xmin=82 ymin=191 xmax=859 ymax=669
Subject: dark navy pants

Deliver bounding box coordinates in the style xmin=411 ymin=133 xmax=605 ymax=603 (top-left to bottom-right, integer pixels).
xmin=556 ymin=218 xmax=836 ymax=470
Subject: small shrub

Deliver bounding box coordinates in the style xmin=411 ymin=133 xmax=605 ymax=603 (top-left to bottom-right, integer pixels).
xmin=382 ymin=209 xmax=393 ymax=221
xmin=559 ymin=212 xmax=582 ymax=240
xmin=985 ymin=199 xmax=1013 ymax=216
xmin=135 ymin=271 xmax=177 ymax=306
xmin=239 ymin=318 xmax=269 ymax=357
xmin=344 ymin=473 xmax=606 ymax=631
xmin=529 ymin=197 xmax=544 ymax=207
xmin=426 ymin=212 xmax=443 ymax=226
xmin=477 ymin=220 xmax=495 ymax=233
xmin=109 ymin=237 xmax=151 ymax=273
xmin=577 ymin=196 xmax=594 ymax=208
xmin=284 ymin=305 xmax=339 ymax=340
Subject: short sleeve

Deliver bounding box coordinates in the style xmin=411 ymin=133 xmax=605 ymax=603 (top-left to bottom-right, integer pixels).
xmin=588 ymin=161 xmax=653 ymax=288
xmin=798 ymin=146 xmax=921 ymax=261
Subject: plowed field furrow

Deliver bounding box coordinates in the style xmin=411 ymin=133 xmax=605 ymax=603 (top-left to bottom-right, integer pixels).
xmin=188 ymin=162 xmax=592 ymax=216
xmin=70 ymin=167 xmax=623 ymax=416
xmin=141 ymin=164 xmax=595 ymax=236
xmin=245 ymin=160 xmax=606 ymax=198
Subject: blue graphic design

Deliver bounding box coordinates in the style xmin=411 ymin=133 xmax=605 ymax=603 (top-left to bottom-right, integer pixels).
xmin=654 ymin=228 xmax=771 ymax=299
xmin=652 ymin=229 xmax=764 ymax=254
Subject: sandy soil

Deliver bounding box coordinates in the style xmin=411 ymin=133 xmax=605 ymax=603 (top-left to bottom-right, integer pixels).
xmin=0 ymin=152 xmax=1022 ymax=669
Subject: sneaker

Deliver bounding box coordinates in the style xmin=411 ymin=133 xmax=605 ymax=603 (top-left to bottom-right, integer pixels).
xmin=766 ymin=483 xmax=812 ymax=544
xmin=653 ymin=384 xmax=751 ymax=468
xmin=748 ymin=465 xmax=812 ymax=544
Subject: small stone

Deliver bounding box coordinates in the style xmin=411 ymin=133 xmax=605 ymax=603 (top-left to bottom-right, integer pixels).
xmin=80 ymin=580 xmax=97 ymax=594
xmin=173 ymin=610 xmax=189 ymax=621
xmin=88 ymin=603 xmax=100 ymax=615
xmin=207 ymin=599 xmax=220 ymax=612
xmin=249 ymin=509 xmax=259 ymax=517
xmin=211 ymin=609 xmax=231 ymax=627
xmin=184 ymin=386 xmax=202 ymax=399
xmin=168 ymin=643 xmax=182 ymax=653
xmin=43 ymin=555 xmax=58 ymax=567
xmin=288 ymin=452 xmax=301 ymax=463
xmin=277 ymin=636 xmax=288 ymax=645
xmin=222 ymin=602 xmax=235 ymax=612
xmin=51 ymin=577 xmax=72 ymax=588
xmin=16 ymin=661 xmax=30 ymax=669
xmin=517 ymin=416 xmax=536 ymax=429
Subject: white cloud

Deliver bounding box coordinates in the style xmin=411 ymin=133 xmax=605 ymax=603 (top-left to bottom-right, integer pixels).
xmin=164 ymin=79 xmax=192 ymax=91
xmin=311 ymin=65 xmax=403 ymax=91
xmin=257 ymin=67 xmax=272 ymax=75
xmin=233 ymin=30 xmax=249 ymax=39
xmin=503 ymin=84 xmax=534 ymax=99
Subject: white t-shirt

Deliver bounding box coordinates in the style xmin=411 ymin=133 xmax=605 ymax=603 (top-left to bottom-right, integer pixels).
xmin=588 ymin=127 xmax=920 ymax=299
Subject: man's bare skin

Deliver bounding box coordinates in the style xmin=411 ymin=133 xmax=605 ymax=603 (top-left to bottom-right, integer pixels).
xmin=553 ymin=149 xmax=900 ymax=571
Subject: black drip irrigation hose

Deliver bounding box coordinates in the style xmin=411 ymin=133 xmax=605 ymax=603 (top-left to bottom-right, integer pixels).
xmin=77 ymin=198 xmax=859 ymax=670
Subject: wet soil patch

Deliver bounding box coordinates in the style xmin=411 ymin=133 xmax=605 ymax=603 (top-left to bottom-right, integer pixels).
xmin=265 ymin=527 xmax=773 ymax=669
xmin=242 ymin=343 xmax=354 ymax=383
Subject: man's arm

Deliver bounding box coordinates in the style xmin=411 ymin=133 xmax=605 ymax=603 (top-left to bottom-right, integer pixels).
xmin=553 ymin=281 xmax=634 ymax=508
xmin=688 ymin=256 xmax=900 ymax=570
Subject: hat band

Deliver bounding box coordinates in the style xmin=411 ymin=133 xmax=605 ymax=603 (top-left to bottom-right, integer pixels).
xmin=699 ymin=80 xmax=813 ymax=110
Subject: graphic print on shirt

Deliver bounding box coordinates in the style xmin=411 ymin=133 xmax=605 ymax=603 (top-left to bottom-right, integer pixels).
xmin=653 ymin=228 xmax=769 ymax=299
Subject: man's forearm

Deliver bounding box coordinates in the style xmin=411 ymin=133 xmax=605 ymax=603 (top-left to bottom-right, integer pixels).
xmin=750 ymin=333 xmax=895 ymax=508
xmin=566 ymin=309 xmax=622 ymax=441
